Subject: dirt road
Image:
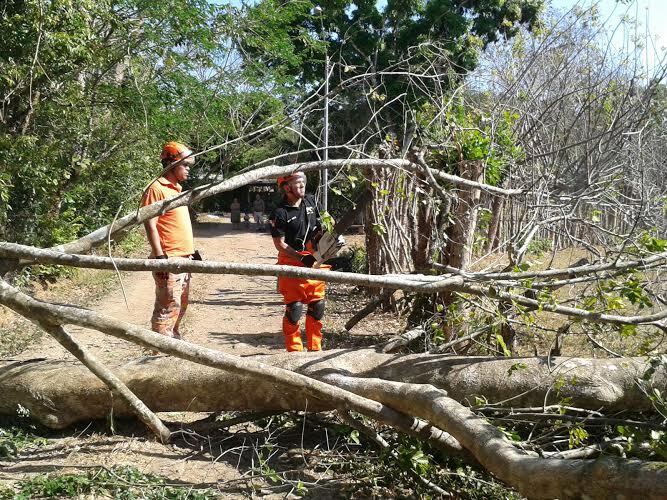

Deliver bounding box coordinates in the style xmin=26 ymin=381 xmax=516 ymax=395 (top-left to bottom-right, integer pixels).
xmin=16 ymin=217 xmax=287 ymax=363
xmin=0 ymin=218 xmax=401 ymax=496
xmin=2 ymin=218 xmax=319 ymax=494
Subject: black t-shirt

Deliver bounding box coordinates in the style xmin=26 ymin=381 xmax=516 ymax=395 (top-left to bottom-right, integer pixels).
xmin=270 ymin=194 xmax=322 ymax=251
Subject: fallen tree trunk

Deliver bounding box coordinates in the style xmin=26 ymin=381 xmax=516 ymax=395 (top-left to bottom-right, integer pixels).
xmin=2 ymin=282 xmax=666 ymax=499
xmin=2 ymin=355 xmax=666 ymax=499
xmin=1 ymin=351 xmax=662 ymax=428
xmin=323 ymin=374 xmax=667 ymax=500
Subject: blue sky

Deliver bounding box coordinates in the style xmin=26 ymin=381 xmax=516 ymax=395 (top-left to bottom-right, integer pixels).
xmin=542 ymin=1 xmax=665 ymax=70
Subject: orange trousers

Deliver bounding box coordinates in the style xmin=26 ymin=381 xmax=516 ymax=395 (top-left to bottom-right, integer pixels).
xmin=277 ymin=252 xmax=330 ymax=352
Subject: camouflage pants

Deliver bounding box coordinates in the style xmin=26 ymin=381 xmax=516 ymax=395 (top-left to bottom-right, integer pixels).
xmin=151 ymin=270 xmax=191 ymax=339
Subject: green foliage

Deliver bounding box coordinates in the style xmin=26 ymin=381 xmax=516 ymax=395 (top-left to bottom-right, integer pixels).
xmin=113 ymin=227 xmax=148 ymax=257
xmin=237 ymin=0 xmax=543 ymax=88
xmin=526 ymin=237 xmax=552 ymax=257
xmin=347 ymin=429 xmax=361 ymax=445
xmin=441 ymin=463 xmax=523 ymax=500
xmin=328 ymin=166 xmax=368 ymax=221
xmin=497 ymin=426 xmax=522 ymax=442
xmin=0 ymin=465 xmax=218 ymax=500
xmin=424 ymin=104 xmax=524 ymax=185
xmin=395 ymin=440 xmax=432 ymax=476
xmin=372 ymin=433 xmax=521 ymax=498
xmin=619 ymin=274 xmax=653 ymax=309
xmin=371 ymin=222 xmax=387 ymax=235
xmin=615 ymin=425 xmax=667 ymax=460
xmin=507 ymin=362 xmax=528 ymax=376
xmin=0 ymin=0 xmax=290 ymax=248
xmin=0 ymin=425 xmax=48 ymax=459
xmin=639 ymin=231 xmax=667 ymax=253
xmin=640 ymin=355 xmax=667 ymax=418
xmin=234 ymin=0 xmax=542 ymax=158
xmin=320 ymin=211 xmax=335 ymax=233
xmin=568 ymin=424 xmax=589 ymax=449
xmin=335 ymin=245 xmax=368 ymax=274
xmin=496 ymin=333 xmax=512 ymax=356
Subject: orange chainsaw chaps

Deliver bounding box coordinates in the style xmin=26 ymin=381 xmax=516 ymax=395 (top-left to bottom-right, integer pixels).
xmin=305 ymin=315 xmax=323 ymax=351
xmin=282 ymin=316 xmax=303 ymax=352
xmin=277 ymin=253 xmax=330 ymax=305
xmin=277 ymin=252 xmax=330 ymax=351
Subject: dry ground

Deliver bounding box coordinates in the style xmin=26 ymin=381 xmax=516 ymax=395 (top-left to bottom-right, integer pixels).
xmin=0 ymin=217 xmax=401 ymax=498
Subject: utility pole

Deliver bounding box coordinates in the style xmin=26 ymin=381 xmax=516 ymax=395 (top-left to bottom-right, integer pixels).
xmin=323 ymin=44 xmax=329 ymax=212
xmin=313 ymin=5 xmax=329 ymax=212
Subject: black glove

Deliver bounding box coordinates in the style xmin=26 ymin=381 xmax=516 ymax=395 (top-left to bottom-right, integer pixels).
xmin=300 ymin=254 xmax=317 ymax=268
xmin=192 ymin=250 xmax=203 ymax=261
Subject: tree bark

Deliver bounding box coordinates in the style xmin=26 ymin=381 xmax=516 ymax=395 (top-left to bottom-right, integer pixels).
xmin=444 ymin=160 xmax=484 ymax=270
xmin=485 ymin=193 xmax=504 ymax=253
xmin=1 ymin=351 xmax=662 ymax=428
xmin=36 ymin=321 xmax=172 ymax=443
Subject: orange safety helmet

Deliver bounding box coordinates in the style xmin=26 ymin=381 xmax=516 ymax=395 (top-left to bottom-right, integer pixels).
xmin=160 ymin=141 xmax=192 ymax=163
xmin=277 ymin=171 xmax=306 ymax=188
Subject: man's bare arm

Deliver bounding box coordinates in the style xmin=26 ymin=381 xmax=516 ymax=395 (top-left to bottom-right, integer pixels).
xmin=272 ymin=236 xmax=305 ymax=261
xmin=144 ymin=218 xmax=164 ymax=257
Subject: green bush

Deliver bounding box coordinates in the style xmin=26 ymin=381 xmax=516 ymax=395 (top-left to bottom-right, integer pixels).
xmin=333 ymin=245 xmax=368 ymax=274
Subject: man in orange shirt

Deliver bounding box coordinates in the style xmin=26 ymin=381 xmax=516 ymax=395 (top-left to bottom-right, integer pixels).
xmin=141 ymin=141 xmax=196 ymax=341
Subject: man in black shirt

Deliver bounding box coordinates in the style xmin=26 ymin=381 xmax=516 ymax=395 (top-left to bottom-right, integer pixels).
xmin=270 ymin=172 xmax=328 ymax=351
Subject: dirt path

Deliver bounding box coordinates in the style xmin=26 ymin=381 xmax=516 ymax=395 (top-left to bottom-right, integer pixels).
xmin=3 ymin=218 xmax=312 ymax=495
xmin=0 ymin=218 xmax=399 ymax=497
xmin=16 ymin=216 xmax=286 ymax=363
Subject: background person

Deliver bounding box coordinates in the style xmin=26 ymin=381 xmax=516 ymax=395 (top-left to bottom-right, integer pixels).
xmin=141 ymin=141 xmax=195 ymax=342
xmin=269 ymin=172 xmax=329 ymax=352
xmin=230 ymin=197 xmax=241 ymax=229
xmin=252 ymin=193 xmax=265 ymax=231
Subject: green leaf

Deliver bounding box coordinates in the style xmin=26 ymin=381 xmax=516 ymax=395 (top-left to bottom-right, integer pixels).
xmin=507 ymin=362 xmax=527 ymax=376
xmin=568 ymin=425 xmax=589 ymax=449
xmin=619 ymin=324 xmax=637 ymax=338
xmin=473 ymin=395 xmax=488 ymax=406
xmin=371 ymin=222 xmax=387 ymax=235
xmin=496 ymin=334 xmax=511 ymax=357
xmin=320 ymin=211 xmax=334 ymax=232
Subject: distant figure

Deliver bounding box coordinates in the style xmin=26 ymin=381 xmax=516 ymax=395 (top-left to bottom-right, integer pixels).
xmin=141 ymin=141 xmax=195 ymax=342
xmin=230 ymin=197 xmax=241 ymax=229
xmin=252 ymin=193 xmax=265 ymax=230
xmin=243 ymin=211 xmax=251 ymax=229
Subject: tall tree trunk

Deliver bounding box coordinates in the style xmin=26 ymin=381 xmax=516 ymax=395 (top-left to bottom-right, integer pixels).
xmin=486 ymin=194 xmax=504 ymax=253
xmin=444 ymin=160 xmax=484 ymax=270
xmin=411 ymin=172 xmax=434 ymax=271
xmin=439 ymin=160 xmax=484 ymax=340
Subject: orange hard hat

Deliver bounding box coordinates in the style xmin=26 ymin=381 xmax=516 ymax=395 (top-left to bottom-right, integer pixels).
xmin=160 ymin=141 xmax=192 ymax=162
xmin=277 ymin=171 xmax=306 ymax=187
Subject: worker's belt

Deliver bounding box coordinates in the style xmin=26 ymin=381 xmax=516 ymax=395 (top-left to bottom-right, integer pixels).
xmin=150 ymin=250 xmax=202 ymax=260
